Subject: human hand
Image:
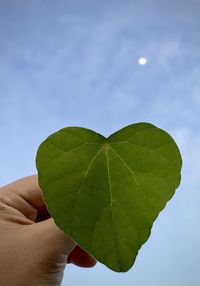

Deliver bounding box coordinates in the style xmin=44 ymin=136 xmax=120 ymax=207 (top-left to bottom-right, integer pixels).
xmin=0 ymin=175 xmax=96 ymax=286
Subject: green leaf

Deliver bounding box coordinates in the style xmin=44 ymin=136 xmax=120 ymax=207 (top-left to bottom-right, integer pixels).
xmin=36 ymin=122 xmax=182 ymax=272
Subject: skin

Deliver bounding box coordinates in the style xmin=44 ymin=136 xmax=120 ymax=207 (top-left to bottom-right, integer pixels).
xmin=0 ymin=175 xmax=96 ymax=286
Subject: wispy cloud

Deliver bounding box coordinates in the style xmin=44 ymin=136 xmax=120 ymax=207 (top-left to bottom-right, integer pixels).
xmin=0 ymin=1 xmax=199 ymax=285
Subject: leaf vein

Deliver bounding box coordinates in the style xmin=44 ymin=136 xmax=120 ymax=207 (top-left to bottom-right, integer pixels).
xmin=109 ymin=145 xmax=146 ymax=199
xmin=42 ymin=142 xmax=104 ymax=168
xmin=105 ymin=145 xmax=122 ymax=271
xmin=70 ymin=144 xmax=105 ymax=231
xmin=109 ymin=141 xmax=173 ymax=162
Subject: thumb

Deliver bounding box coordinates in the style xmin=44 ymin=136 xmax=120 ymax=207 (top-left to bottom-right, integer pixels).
xmin=34 ymin=218 xmax=76 ymax=256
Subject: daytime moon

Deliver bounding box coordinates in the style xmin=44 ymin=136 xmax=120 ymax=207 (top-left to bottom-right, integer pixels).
xmin=138 ymin=57 xmax=147 ymax=65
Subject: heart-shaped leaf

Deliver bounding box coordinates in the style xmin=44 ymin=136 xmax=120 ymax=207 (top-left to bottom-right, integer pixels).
xmin=36 ymin=122 xmax=182 ymax=272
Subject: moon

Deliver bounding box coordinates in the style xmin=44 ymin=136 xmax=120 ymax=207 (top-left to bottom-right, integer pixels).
xmin=138 ymin=57 xmax=147 ymax=65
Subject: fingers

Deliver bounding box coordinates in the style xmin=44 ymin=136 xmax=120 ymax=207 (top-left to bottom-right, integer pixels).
xmin=0 ymin=175 xmax=47 ymax=222
xmin=35 ymin=219 xmax=96 ymax=268
xmin=0 ymin=190 xmax=37 ymax=221
xmin=1 ymin=175 xmax=45 ymax=209
xmin=34 ymin=218 xmax=76 ymax=255
xmin=67 ymin=246 xmax=97 ymax=268
xmin=1 ymin=176 xmax=97 ymax=269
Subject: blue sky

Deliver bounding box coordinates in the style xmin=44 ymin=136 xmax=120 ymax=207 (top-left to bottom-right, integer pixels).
xmin=0 ymin=0 xmax=200 ymax=285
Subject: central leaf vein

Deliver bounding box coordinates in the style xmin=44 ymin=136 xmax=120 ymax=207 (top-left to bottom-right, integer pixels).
xmin=105 ymin=145 xmax=122 ymax=271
